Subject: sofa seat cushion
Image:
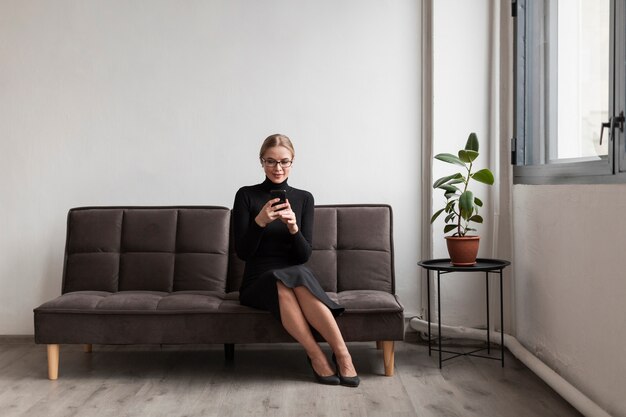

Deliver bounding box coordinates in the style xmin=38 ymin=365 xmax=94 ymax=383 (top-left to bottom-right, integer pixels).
xmin=336 ymin=290 xmax=403 ymax=313
xmin=36 ymin=289 xmax=402 ymax=315
xmin=35 ymin=291 xmax=229 ymax=314
xmin=34 ymin=289 xmax=404 ymax=345
xmin=35 ymin=291 xmax=112 ymax=311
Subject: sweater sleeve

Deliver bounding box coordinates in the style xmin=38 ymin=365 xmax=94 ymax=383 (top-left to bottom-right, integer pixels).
xmin=290 ymin=192 xmax=314 ymax=264
xmin=232 ymin=187 xmax=264 ymax=261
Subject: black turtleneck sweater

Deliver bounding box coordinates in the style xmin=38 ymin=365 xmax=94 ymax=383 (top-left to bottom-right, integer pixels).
xmin=233 ymin=177 xmax=314 ymax=291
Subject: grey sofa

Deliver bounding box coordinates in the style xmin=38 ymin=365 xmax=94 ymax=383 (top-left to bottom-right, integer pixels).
xmin=34 ymin=205 xmax=404 ymax=380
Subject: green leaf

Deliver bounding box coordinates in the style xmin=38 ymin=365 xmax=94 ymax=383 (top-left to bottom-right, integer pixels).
xmin=472 ymin=169 xmax=495 ymax=185
xmin=448 ymin=178 xmax=465 ymax=185
xmin=465 ymin=132 xmax=479 ymax=152
xmin=459 ymin=191 xmax=475 ymax=221
xmin=458 ymin=149 xmax=479 ymax=163
xmin=443 ymin=224 xmax=457 ymax=234
xmin=469 ymin=215 xmax=483 ymax=223
xmin=459 ymin=190 xmax=474 ymax=214
xmin=461 ymin=208 xmax=473 ymax=221
xmin=430 ymin=208 xmax=445 ymax=223
xmin=434 ymin=153 xmax=466 ymax=167
xmin=439 ymin=184 xmax=460 ymax=193
xmin=445 ymin=213 xmax=456 ymax=223
xmin=474 ymin=197 xmax=483 ymax=207
xmin=433 ymin=173 xmax=463 ymax=188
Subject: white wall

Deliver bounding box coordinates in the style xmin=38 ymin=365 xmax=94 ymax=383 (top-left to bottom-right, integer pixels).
xmin=432 ymin=0 xmax=494 ymax=326
xmin=0 ymin=0 xmax=421 ymax=334
xmin=428 ymin=1 xmax=625 ymax=414
xmin=513 ymin=185 xmax=626 ymax=417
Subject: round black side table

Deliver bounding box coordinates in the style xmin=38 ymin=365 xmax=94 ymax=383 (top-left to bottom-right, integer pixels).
xmin=418 ymin=258 xmax=511 ymax=369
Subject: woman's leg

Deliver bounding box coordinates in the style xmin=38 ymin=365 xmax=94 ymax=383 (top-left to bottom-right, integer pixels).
xmin=276 ymin=281 xmax=335 ymax=377
xmin=292 ymin=286 xmax=357 ymax=377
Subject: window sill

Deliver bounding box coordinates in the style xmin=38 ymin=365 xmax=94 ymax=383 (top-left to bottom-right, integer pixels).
xmin=513 ymin=161 xmax=626 ymax=184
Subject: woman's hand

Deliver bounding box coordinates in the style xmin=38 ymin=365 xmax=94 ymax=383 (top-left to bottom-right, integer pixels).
xmin=254 ymin=198 xmax=289 ymax=228
xmin=278 ymin=199 xmax=299 ymax=235
xmin=255 ymin=199 xmax=299 ymax=234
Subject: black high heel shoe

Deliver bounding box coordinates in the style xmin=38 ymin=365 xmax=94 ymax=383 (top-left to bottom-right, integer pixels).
xmin=332 ymin=354 xmax=360 ymax=387
xmin=307 ymin=357 xmax=340 ymax=385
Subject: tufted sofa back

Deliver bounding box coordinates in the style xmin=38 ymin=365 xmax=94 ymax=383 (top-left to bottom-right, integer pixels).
xmin=62 ymin=207 xmax=231 ymax=294
xmin=227 ymin=205 xmax=395 ymax=293
xmin=311 ymin=205 xmax=394 ymax=293
xmin=63 ymin=205 xmax=394 ymax=295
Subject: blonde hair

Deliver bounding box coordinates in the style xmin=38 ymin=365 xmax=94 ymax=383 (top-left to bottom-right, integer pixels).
xmin=259 ymin=134 xmax=295 ymax=160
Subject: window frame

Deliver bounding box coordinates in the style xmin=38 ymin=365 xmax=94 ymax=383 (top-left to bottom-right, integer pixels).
xmin=512 ymin=0 xmax=626 ymax=184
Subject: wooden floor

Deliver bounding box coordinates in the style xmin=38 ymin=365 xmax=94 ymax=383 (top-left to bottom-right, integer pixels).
xmin=0 ymin=337 xmax=582 ymax=417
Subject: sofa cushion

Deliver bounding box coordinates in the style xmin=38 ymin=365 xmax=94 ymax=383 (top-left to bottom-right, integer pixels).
xmin=36 ymin=291 xmax=236 ymax=313
xmin=306 ymin=207 xmax=338 ymax=292
xmin=35 ymin=289 xmax=402 ymax=315
xmin=121 ymin=209 xmax=177 ymax=252
xmin=157 ymin=291 xmax=225 ymax=310
xmin=67 ymin=209 xmax=123 ymax=253
xmin=64 ymin=253 xmax=120 ymax=293
xmin=337 ymin=251 xmax=392 ymax=293
xmin=62 ymin=207 xmax=231 ymax=294
xmin=34 ymin=289 xmax=404 ymax=345
xmin=336 ymin=290 xmax=401 ymax=313
xmin=174 ymin=253 xmax=228 ymax=292
xmin=176 ymin=209 xmax=230 ymax=253
xmin=119 ymin=253 xmax=175 ymax=291
xmin=64 ymin=209 xmax=124 ymax=293
xmin=174 ymin=208 xmax=230 ymax=291
xmin=35 ymin=291 xmax=112 ymax=311
xmin=336 ymin=206 xmax=393 ymax=292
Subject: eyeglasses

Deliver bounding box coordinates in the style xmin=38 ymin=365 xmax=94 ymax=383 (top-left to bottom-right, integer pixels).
xmin=261 ymin=158 xmax=293 ymax=168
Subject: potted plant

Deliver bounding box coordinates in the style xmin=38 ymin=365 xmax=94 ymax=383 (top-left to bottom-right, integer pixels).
xmin=430 ymin=132 xmax=494 ymax=265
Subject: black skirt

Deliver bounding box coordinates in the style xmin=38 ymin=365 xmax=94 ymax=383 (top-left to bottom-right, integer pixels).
xmin=239 ymin=265 xmax=345 ymax=321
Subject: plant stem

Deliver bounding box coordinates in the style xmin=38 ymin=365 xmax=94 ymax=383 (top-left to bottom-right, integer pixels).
xmin=457 ymin=161 xmax=473 ymax=236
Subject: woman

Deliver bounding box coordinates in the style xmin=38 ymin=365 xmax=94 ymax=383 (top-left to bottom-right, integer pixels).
xmin=233 ymin=133 xmax=359 ymax=387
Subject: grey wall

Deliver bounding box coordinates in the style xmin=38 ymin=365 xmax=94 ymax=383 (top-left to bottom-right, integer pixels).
xmin=0 ymin=0 xmax=422 ymax=333
xmin=513 ymin=184 xmax=626 ymax=417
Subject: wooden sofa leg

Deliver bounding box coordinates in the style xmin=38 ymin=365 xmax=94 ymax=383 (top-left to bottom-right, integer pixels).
xmin=47 ymin=344 xmax=59 ymax=380
xmin=381 ymin=341 xmax=394 ymax=376
xmin=376 ymin=341 xmax=382 ymax=350
xmin=83 ymin=344 xmax=92 ymax=353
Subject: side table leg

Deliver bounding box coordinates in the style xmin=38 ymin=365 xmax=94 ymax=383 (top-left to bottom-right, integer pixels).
xmin=486 ymin=271 xmax=490 ymax=354
xmin=500 ymin=270 xmax=505 ymax=367
xmin=437 ymin=270 xmax=442 ymax=369
xmin=426 ymin=271 xmax=432 ymax=356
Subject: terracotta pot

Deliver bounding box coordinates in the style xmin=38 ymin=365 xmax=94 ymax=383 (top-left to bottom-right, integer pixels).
xmin=445 ymin=236 xmax=480 ymax=266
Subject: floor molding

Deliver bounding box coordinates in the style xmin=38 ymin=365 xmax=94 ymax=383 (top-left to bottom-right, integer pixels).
xmin=0 ymin=335 xmax=35 ymax=344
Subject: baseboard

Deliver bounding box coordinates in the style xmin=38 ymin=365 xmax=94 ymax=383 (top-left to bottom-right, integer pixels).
xmin=0 ymin=335 xmax=35 ymax=344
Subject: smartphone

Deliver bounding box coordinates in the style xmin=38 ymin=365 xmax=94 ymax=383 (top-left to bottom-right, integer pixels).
xmin=270 ymin=189 xmax=287 ymax=210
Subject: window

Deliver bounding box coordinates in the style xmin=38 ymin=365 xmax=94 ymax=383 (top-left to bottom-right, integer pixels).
xmin=513 ymin=0 xmax=626 ymax=184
